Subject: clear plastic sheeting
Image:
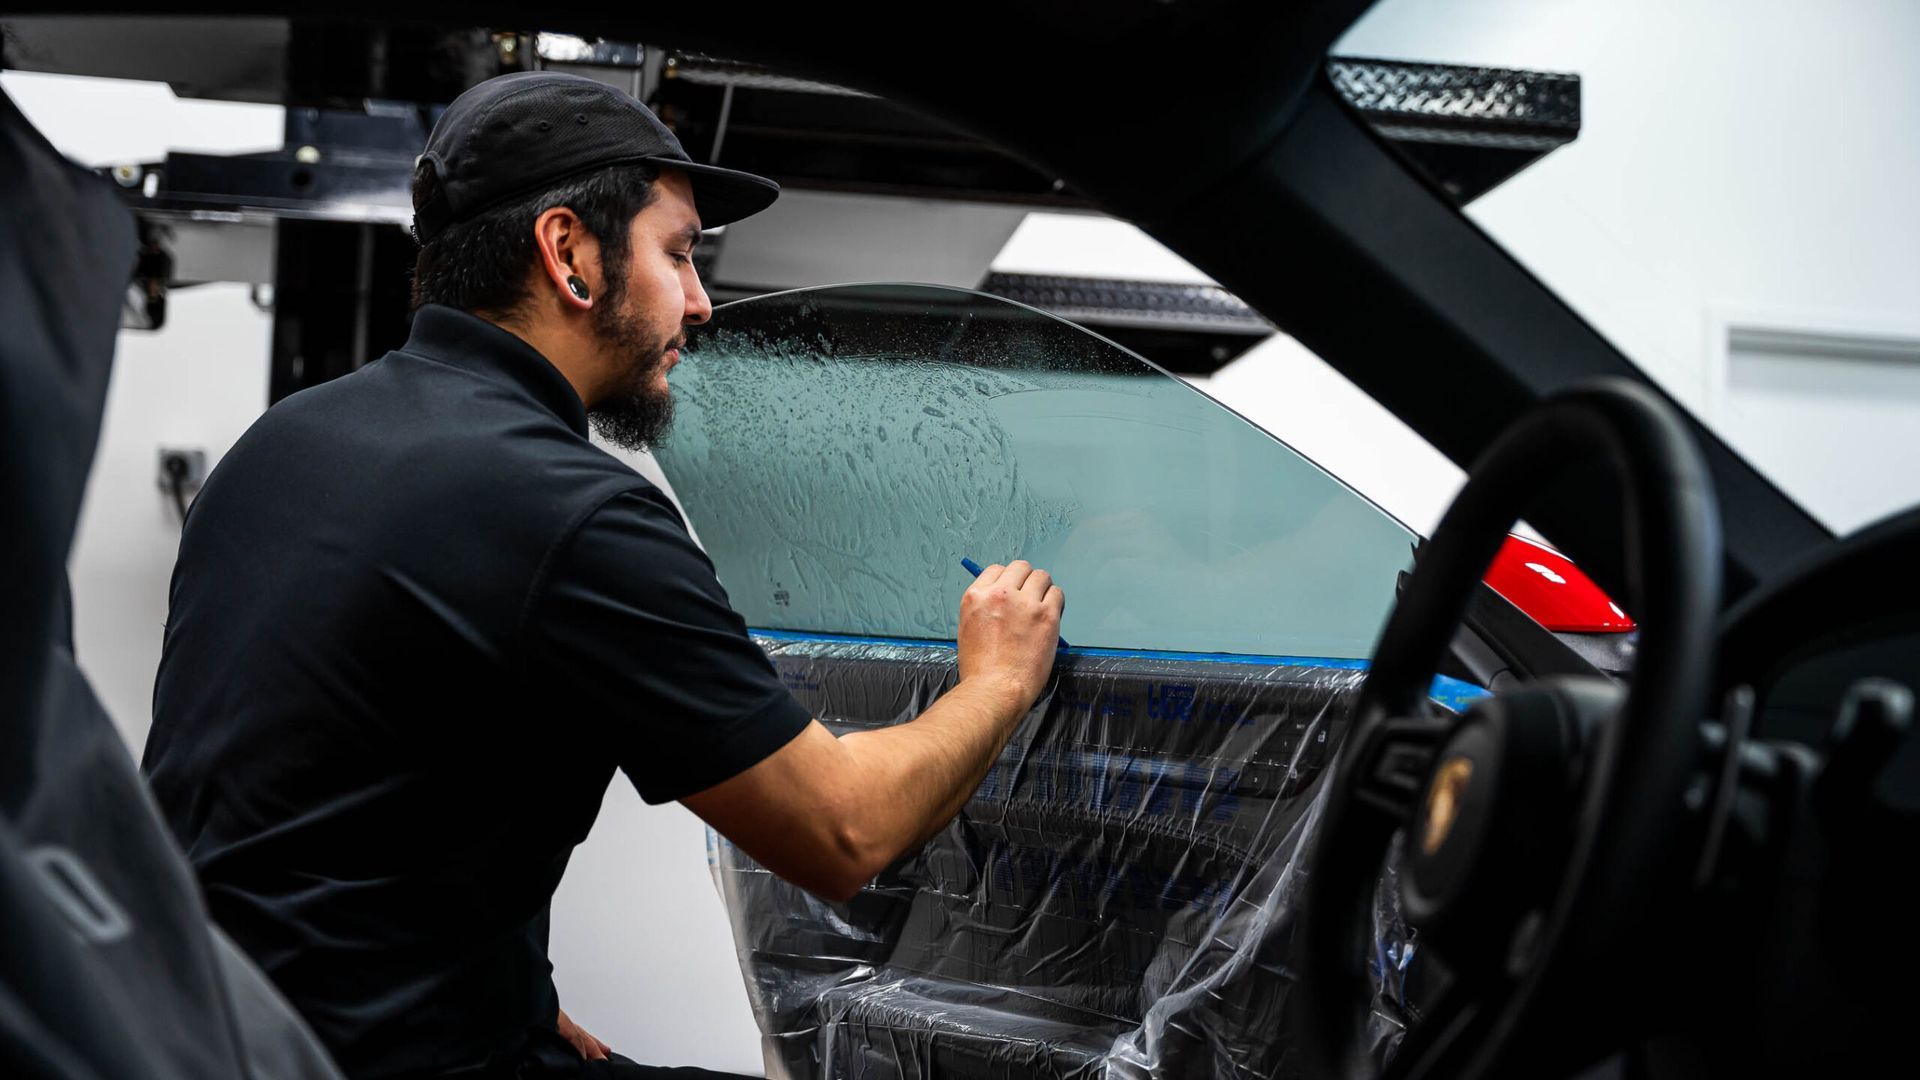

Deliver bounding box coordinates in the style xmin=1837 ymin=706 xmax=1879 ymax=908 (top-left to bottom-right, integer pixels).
xmin=712 ymin=634 xmax=1430 ymax=1079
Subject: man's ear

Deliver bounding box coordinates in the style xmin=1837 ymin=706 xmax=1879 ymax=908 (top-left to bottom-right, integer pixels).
xmin=532 ymin=206 xmax=599 ymax=312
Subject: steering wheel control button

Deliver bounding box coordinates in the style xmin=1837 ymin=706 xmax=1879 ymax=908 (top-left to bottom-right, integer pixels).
xmin=1355 ymin=717 xmax=1450 ymax=818
xmin=1373 ymin=742 xmax=1435 ymax=806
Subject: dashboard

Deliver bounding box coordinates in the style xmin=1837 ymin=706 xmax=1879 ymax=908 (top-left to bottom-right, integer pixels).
xmin=1716 ymin=504 xmax=1920 ymax=804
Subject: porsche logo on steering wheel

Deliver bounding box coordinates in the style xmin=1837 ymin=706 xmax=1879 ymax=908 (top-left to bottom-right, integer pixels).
xmin=1420 ymin=755 xmax=1474 ymax=856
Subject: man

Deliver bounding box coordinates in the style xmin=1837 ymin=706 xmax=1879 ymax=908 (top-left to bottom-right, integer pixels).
xmin=143 ymin=72 xmax=1064 ymax=1080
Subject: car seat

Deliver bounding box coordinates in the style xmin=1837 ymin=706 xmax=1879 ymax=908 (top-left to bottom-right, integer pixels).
xmin=0 ymin=79 xmax=343 ymax=1080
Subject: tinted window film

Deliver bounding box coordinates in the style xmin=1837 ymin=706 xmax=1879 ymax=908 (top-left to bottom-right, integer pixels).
xmin=654 ymin=284 xmax=1416 ymax=659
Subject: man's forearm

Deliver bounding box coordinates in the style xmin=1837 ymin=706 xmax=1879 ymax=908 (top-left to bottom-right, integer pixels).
xmin=834 ymin=676 xmax=1032 ymax=862
xmin=684 ymin=560 xmax=1063 ymax=902
xmin=683 ymin=677 xmax=1038 ymax=902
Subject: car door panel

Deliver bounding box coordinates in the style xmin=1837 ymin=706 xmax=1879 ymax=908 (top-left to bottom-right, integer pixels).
xmin=712 ymin=635 xmax=1470 ymax=1077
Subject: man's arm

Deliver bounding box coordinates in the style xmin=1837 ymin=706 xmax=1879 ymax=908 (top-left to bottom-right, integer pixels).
xmin=683 ymin=560 xmax=1063 ymax=902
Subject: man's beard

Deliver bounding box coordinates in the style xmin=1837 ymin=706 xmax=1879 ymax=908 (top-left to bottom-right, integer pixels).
xmin=586 ymin=295 xmax=680 ymax=452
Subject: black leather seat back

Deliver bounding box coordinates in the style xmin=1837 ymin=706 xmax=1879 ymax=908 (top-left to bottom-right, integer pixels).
xmin=0 ymin=79 xmax=342 ymax=1080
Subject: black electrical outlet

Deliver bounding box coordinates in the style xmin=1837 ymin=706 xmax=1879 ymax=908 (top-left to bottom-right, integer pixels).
xmin=157 ymin=447 xmax=208 ymax=493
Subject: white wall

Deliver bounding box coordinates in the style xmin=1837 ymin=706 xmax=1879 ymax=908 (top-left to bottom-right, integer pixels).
xmin=66 ymin=284 xmax=275 ymax=745
xmin=546 ymin=786 xmax=766 ymax=1073
xmin=1335 ymin=0 xmax=1920 ymax=533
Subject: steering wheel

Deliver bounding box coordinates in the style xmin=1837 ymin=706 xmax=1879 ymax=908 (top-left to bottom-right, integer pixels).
xmin=1297 ymin=379 xmax=1721 ymax=1079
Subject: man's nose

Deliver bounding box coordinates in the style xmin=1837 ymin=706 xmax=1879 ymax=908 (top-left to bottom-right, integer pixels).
xmin=684 ymin=271 xmax=713 ymax=326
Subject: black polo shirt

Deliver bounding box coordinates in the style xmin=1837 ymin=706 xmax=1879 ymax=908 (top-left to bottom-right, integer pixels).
xmin=142 ymin=304 xmax=811 ymax=1079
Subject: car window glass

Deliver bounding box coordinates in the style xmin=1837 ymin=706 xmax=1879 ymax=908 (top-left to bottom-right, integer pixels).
xmin=653 ymin=283 xmax=1418 ymax=659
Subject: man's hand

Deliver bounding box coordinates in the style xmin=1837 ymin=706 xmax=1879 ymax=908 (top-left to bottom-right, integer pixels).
xmin=683 ymin=558 xmax=1065 ymax=902
xmin=556 ymin=1007 xmax=611 ymax=1061
xmin=957 ymin=559 xmax=1065 ymax=710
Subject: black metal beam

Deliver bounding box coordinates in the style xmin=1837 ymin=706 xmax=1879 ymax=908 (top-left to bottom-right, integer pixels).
xmin=8 ymin=15 xmax=1578 ymax=212
xmin=268 ymin=220 xmax=413 ymax=403
xmin=1329 ymin=57 xmax=1580 ymax=205
xmin=978 ymin=273 xmax=1272 ymax=375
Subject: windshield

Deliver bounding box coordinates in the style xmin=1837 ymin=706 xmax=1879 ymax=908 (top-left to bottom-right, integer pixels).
xmin=1337 ymin=1 xmax=1920 ymax=536
xmin=651 ymin=283 xmax=1417 ymax=659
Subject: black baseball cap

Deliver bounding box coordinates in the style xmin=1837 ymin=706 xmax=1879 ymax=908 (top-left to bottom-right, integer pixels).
xmin=413 ymin=71 xmax=780 ymax=243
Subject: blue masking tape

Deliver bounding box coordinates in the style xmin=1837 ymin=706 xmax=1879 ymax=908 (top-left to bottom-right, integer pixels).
xmin=747 ymin=628 xmax=1490 ymax=708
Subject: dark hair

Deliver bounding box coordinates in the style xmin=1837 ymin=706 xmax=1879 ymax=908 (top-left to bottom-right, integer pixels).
xmin=409 ymin=162 xmax=661 ymax=318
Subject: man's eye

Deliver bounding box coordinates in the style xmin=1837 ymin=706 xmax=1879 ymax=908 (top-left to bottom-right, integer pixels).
xmin=670 ymin=251 xmax=692 ymax=265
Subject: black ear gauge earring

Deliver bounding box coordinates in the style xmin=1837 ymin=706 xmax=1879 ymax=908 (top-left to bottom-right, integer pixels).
xmin=566 ymin=275 xmax=590 ymax=301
